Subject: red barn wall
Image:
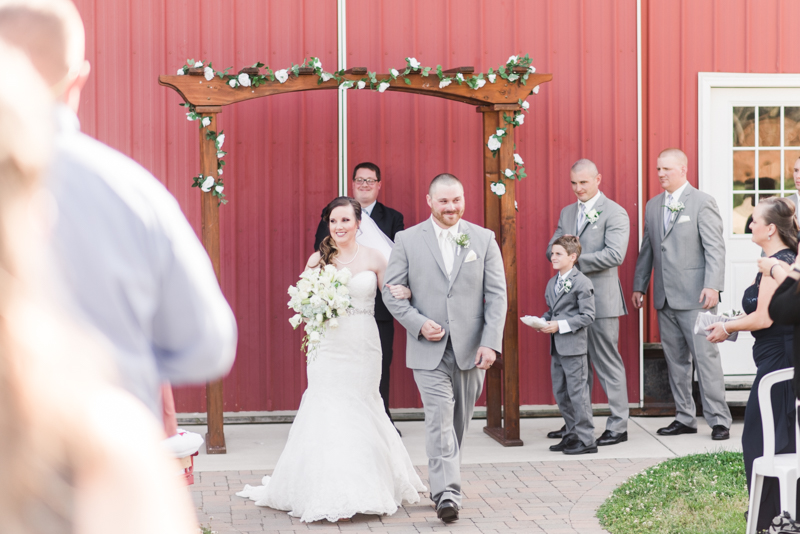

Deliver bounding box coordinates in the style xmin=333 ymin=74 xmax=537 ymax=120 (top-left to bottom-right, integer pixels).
xmin=71 ymin=0 xmax=640 ymax=411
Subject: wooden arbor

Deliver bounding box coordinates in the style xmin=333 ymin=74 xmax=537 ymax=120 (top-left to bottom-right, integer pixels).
xmin=160 ymin=65 xmax=552 ymax=452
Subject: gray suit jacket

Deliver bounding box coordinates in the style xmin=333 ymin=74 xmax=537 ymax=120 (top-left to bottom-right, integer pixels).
xmin=632 ymin=184 xmax=725 ymax=310
xmin=382 ymin=218 xmax=508 ymax=371
xmin=546 ymin=193 xmax=629 ymax=318
xmin=542 ymin=270 xmax=596 ymax=356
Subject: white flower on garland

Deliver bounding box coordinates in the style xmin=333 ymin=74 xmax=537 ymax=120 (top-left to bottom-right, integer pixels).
xmin=487 ymin=135 xmax=502 ymax=152
xmin=521 ymin=100 xmax=530 ymax=110
xmin=201 ymin=117 xmax=211 ymax=127
xmin=215 ymin=184 xmax=224 ymax=193
xmin=408 ymin=57 xmax=420 ymax=69
xmin=508 ymin=73 xmax=519 ymax=82
xmin=357 ymin=80 xmax=366 ymax=89
xmin=216 ymin=133 xmax=225 ymax=149
xmin=456 ymin=73 xmax=465 ymax=82
xmin=504 ymin=168 xmax=515 ymax=178
xmin=514 ymin=154 xmax=524 ymax=165
xmin=218 ymin=168 xmax=223 ymax=176
xmin=474 ymin=79 xmax=486 ymax=89
xmin=339 ymin=80 xmax=354 ymax=90
xmin=310 ymin=57 xmax=322 ymax=70
xmin=496 ymin=129 xmax=505 ymax=136
xmin=201 ymin=176 xmax=214 ymax=192
xmin=507 ymin=55 xmax=518 ymax=64
xmin=228 ymin=78 xmax=238 ymax=88
xmin=490 ymin=182 xmax=507 ymax=196
xmin=238 ymin=73 xmax=251 ymax=87
xmin=528 ymin=65 xmax=536 ymax=73
xmin=193 ymin=61 xmax=203 ymax=67
xmin=217 ymin=150 xmax=225 ymax=159
xmin=514 ymin=114 xmax=525 ymax=126
xmin=533 ymin=85 xmax=540 ymax=94
xmin=204 ymin=66 xmax=214 ymax=81
xmin=321 ymin=72 xmax=333 ymax=82
xmin=439 ymin=79 xmax=452 ymax=89
xmin=390 ymin=68 xmax=399 ymax=78
xmin=378 ymin=81 xmax=390 ymax=93
xmin=488 ymin=73 xmax=496 ymax=83
xmin=275 ymin=69 xmax=289 ymax=83
xmin=177 ymin=68 xmax=185 ymax=75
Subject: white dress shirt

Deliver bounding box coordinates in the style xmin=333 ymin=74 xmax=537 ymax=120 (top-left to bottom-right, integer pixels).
xmin=431 ymin=216 xmax=460 ymax=277
xmin=362 ymin=200 xmax=377 ymax=217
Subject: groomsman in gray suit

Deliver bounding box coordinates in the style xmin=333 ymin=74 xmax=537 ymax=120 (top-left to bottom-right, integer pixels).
xmin=383 ymin=173 xmax=507 ymax=524
xmin=632 ymin=148 xmax=732 ymax=441
xmin=546 ymin=159 xmax=630 ymax=446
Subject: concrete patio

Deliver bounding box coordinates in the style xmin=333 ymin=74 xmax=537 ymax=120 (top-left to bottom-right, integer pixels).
xmin=185 ymin=415 xmax=744 ymax=533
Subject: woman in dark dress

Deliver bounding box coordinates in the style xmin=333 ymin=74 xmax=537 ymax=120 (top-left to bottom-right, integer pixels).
xmin=706 ymin=197 xmax=798 ymax=532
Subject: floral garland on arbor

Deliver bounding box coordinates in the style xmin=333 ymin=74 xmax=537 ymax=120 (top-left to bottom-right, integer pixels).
xmin=178 ymin=54 xmax=539 ymax=205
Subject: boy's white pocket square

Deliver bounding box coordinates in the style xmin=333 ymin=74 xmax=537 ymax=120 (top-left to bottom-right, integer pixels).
xmin=678 ymin=215 xmax=691 ymax=223
xmin=464 ymin=250 xmax=478 ymax=263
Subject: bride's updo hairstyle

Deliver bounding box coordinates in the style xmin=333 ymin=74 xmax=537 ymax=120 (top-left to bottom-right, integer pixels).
xmin=318 ymin=197 xmax=362 ymax=267
xmin=759 ymin=197 xmax=799 ymax=252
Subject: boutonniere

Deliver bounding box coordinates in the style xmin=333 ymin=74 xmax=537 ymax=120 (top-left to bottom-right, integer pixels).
xmin=451 ymin=232 xmax=470 ymax=255
xmin=663 ymin=198 xmax=685 ymax=213
xmin=563 ymin=279 xmax=573 ymax=293
xmin=585 ymin=209 xmax=601 ymax=223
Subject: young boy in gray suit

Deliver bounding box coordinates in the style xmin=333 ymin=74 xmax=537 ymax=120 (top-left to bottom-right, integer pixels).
xmin=534 ymin=235 xmax=597 ymax=454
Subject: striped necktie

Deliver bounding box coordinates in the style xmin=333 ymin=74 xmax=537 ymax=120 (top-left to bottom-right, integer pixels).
xmin=663 ymin=194 xmax=673 ymax=232
xmin=577 ymin=203 xmax=586 ymax=233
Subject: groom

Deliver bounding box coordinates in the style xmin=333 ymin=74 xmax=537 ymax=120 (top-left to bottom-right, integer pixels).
xmin=383 ymin=173 xmax=507 ymax=523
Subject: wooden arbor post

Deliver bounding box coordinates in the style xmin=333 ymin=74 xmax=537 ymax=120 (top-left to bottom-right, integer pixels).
xmin=159 ymin=65 xmax=552 ymax=453
xmin=480 ymin=104 xmax=522 ymax=446
xmin=196 ymin=106 xmax=227 ymax=454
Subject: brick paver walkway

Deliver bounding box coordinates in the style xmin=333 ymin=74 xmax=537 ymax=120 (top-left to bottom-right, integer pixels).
xmin=193 ymin=458 xmax=665 ymax=533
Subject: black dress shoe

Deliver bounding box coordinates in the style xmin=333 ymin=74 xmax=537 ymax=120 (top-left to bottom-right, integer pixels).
xmin=596 ymin=430 xmax=628 ymax=446
xmin=564 ymin=441 xmax=598 ymax=455
xmin=549 ymin=436 xmax=578 ymax=452
xmin=711 ymin=425 xmax=730 ymax=441
xmin=547 ymin=424 xmax=567 ymax=439
xmin=436 ymin=500 xmax=458 ymax=523
xmin=657 ymin=420 xmax=698 ymax=436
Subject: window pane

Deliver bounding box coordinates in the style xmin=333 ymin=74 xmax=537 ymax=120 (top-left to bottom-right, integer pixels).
xmin=785 ymin=107 xmax=800 ymax=146
xmin=758 ymin=150 xmax=781 ymax=188
xmin=734 ymin=150 xmax=755 ymax=191
xmin=734 ymin=107 xmax=755 ymax=147
xmin=759 ymin=106 xmax=781 ymax=146
xmin=785 ymin=149 xmax=800 ymax=190
xmin=733 ymin=193 xmax=755 ymax=234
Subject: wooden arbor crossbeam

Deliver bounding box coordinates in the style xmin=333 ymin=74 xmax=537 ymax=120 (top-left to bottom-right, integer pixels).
xmin=159 ymin=66 xmax=552 ymax=452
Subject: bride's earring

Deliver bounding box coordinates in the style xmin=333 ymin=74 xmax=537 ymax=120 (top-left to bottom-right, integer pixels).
xmin=768 ymin=233 xmax=772 ymax=240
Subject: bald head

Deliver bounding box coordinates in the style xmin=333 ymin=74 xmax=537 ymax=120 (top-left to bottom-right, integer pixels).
xmin=0 ymin=0 xmax=85 ymax=89
xmin=658 ymin=148 xmax=688 ymax=166
xmin=570 ymin=158 xmax=598 ymax=177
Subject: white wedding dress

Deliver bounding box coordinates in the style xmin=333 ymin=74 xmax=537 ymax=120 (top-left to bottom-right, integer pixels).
xmin=237 ymin=270 xmax=426 ymax=522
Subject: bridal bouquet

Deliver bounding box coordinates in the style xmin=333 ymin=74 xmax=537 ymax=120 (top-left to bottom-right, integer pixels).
xmin=287 ymin=265 xmax=353 ymax=359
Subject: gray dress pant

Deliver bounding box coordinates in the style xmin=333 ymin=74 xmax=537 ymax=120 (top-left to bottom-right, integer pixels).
xmin=551 ymin=346 xmax=595 ymax=446
xmin=586 ymin=317 xmax=629 ymax=432
xmin=657 ymin=303 xmax=732 ymax=429
xmin=413 ymin=341 xmax=484 ymax=508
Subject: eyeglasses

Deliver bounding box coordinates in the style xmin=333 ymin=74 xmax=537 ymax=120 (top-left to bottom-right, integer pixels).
xmin=354 ymin=178 xmax=379 ymax=185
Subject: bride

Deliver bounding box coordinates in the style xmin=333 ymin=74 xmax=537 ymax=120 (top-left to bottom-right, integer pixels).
xmin=237 ymin=197 xmax=426 ymax=522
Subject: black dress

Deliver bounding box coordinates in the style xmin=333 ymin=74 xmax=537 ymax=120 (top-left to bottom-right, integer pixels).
xmin=743 ymin=248 xmax=797 ymax=532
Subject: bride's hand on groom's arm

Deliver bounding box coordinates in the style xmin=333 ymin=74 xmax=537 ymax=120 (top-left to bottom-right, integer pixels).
xmin=385 ymin=284 xmax=411 ymax=300
xmin=421 ymin=320 xmax=445 ymax=341
xmin=475 ymin=347 xmax=496 ymax=370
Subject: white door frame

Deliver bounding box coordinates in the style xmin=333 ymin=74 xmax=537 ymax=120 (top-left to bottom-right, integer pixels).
xmin=698 ymin=72 xmax=800 ymax=191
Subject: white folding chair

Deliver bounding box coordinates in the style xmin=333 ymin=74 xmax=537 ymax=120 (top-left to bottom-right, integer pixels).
xmin=746 ymin=367 xmax=799 ymax=534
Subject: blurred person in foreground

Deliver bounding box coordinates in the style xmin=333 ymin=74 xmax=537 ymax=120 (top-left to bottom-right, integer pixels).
xmin=0 ymin=0 xmax=237 ymax=418
xmin=705 ymin=197 xmax=798 ymax=532
xmin=0 ymin=40 xmax=198 ymax=534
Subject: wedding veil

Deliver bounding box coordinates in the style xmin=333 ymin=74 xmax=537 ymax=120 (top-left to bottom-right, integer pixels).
xmin=357 ymin=212 xmax=394 ymax=262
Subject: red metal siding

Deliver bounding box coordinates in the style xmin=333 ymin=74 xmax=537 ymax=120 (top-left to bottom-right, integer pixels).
xmin=71 ymin=0 xmax=639 ymax=411
xmin=642 ymin=0 xmax=800 ymax=341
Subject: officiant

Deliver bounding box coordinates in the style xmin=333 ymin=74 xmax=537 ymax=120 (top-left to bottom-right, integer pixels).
xmin=314 ymin=162 xmax=404 ymax=432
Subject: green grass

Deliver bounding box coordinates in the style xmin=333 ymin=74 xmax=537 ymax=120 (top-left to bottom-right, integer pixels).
xmin=597 ymin=452 xmax=749 ymax=534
